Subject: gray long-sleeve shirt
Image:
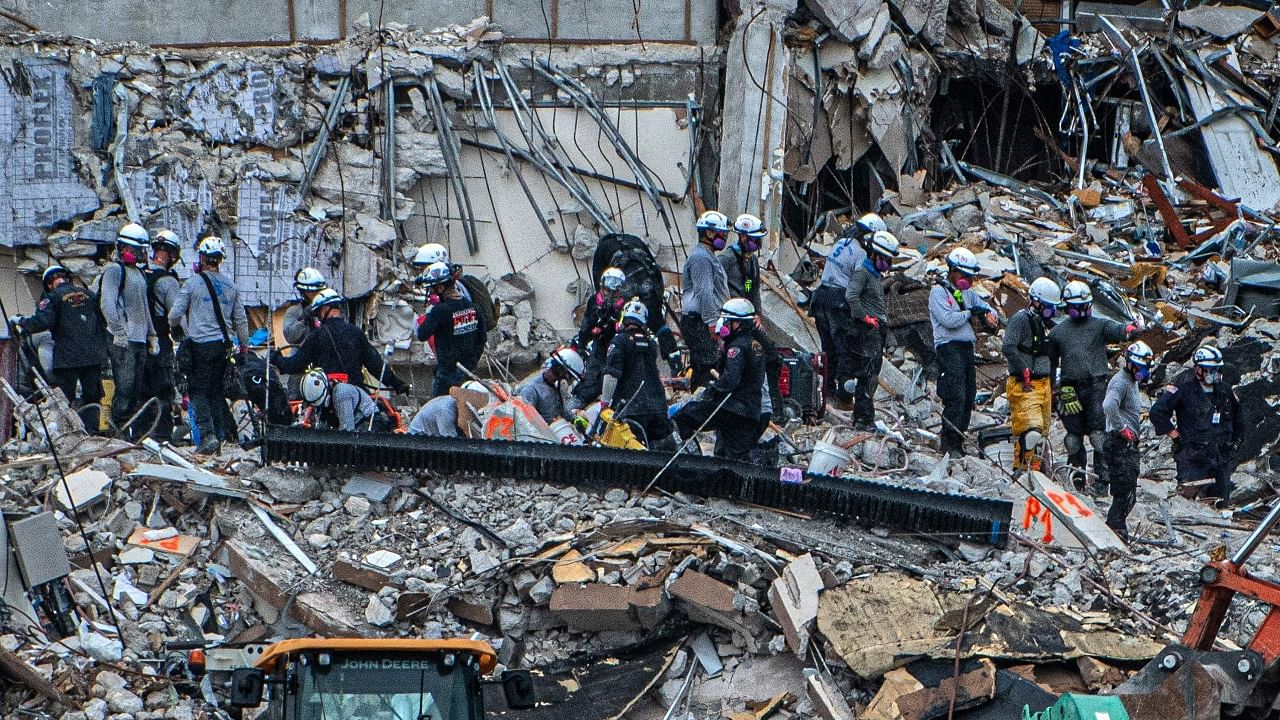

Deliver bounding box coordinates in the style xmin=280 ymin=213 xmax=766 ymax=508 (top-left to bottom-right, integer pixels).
xmin=168 ymin=270 xmax=250 ymax=346
xmin=682 ymin=244 xmax=729 ymax=322
xmin=1047 ymin=316 xmax=1131 ymax=383
xmin=845 ymin=262 xmax=886 ymax=322
xmin=99 ymin=262 xmax=155 ymax=343
xmin=517 ymin=375 xmax=565 ymax=424
xmin=1103 ymin=369 xmax=1141 ymax=434
xmin=1002 ymin=309 xmax=1052 ymax=378
xmin=409 ymin=395 xmax=459 ymax=437
xmin=282 ymin=301 xmax=312 ymax=345
xmin=928 ymin=284 xmax=991 ymax=346
xmin=819 ymin=237 xmax=866 ymax=289
xmin=332 ymin=382 xmax=378 ymax=431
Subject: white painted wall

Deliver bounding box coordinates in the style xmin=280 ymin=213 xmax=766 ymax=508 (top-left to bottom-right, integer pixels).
xmin=405 ymin=107 xmax=697 ymax=339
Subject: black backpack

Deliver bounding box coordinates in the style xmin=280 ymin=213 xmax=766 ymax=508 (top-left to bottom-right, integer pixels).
xmin=592 ymin=233 xmax=665 ymax=331
xmin=458 ymin=274 xmax=497 ymax=332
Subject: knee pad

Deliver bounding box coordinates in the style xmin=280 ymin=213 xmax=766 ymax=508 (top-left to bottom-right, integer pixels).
xmin=1088 ymin=430 xmax=1107 ymax=451
xmin=1021 ymin=430 xmax=1044 ymax=453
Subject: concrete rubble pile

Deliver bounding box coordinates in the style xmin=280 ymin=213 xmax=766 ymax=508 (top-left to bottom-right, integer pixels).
xmin=7 ymin=3 xmax=1280 ymax=720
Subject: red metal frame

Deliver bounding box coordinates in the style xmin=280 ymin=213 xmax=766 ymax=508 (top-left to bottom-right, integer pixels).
xmin=1183 ymin=560 xmax=1280 ymax=664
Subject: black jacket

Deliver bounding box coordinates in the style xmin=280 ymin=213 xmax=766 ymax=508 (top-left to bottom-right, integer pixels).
xmin=1150 ymin=373 xmax=1242 ymax=449
xmin=272 ymin=316 xmax=406 ymax=392
xmin=707 ymin=330 xmax=765 ymax=419
xmin=573 ymin=292 xmax=623 ymax=359
xmin=604 ymin=323 xmax=668 ymax=416
xmin=416 ymin=296 xmax=485 ymax=373
xmin=21 ymin=284 xmax=108 ymax=369
xmin=720 ymin=247 xmax=761 ymax=311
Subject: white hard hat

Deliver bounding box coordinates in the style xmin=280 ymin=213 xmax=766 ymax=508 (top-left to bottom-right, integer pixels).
xmin=196 ymin=236 xmax=226 ymax=258
xmin=621 ymin=298 xmax=648 ymax=325
xmin=151 ymin=229 xmax=182 ymax=253
xmin=1192 ymin=345 xmax=1224 ymax=368
xmin=294 ymin=267 xmax=327 ymax=293
xmin=733 ymin=213 xmax=766 ymax=238
xmin=1062 ymin=280 xmax=1093 ymax=305
xmin=300 ymin=368 xmax=330 ymax=406
xmin=868 ymin=230 xmax=900 ymax=259
xmin=1028 ymin=277 xmax=1062 ymax=306
xmin=1124 ymin=340 xmax=1154 ymax=368
xmin=117 ymin=223 xmax=150 ymax=248
xmin=719 ymin=297 xmax=756 ymax=320
xmin=695 ymin=210 xmax=730 ymax=233
xmin=309 ymin=287 xmax=343 ymax=312
xmin=415 ymin=261 xmax=452 ymax=286
xmin=945 ymin=247 xmax=980 ymax=276
xmin=547 ymin=346 xmax=585 ymax=381
xmin=856 ymin=212 xmax=887 ymax=234
xmin=413 ymin=243 xmax=449 ymax=267
xmin=600 ymin=267 xmax=626 ymax=291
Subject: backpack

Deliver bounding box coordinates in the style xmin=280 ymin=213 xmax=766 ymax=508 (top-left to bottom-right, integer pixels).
xmin=592 ymin=233 xmax=665 ymax=331
xmin=458 ymin=274 xmax=497 ymax=332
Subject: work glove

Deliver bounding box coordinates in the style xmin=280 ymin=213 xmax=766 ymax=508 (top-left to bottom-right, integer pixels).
xmin=667 ymin=351 xmax=684 ymax=376
xmin=415 ymin=313 xmax=426 ymax=327
xmin=572 ymin=413 xmax=590 ymax=434
xmin=1059 ymin=385 xmax=1082 ymax=415
xmin=1021 ymin=368 xmax=1033 ymax=392
xmin=7 ymin=317 xmax=22 ymax=335
xmin=861 ymin=315 xmax=879 ymax=329
xmin=1119 ymin=427 xmax=1137 ymax=444
xmin=951 ymin=289 xmax=967 ymax=310
xmin=600 ymin=407 xmax=615 ymax=424
xmin=148 ymin=336 xmax=160 ymax=356
xmin=113 ymin=334 xmax=129 ymax=349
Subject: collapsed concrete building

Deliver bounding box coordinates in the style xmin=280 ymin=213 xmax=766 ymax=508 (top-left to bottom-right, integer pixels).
xmin=4 ymin=0 xmax=1280 ymax=719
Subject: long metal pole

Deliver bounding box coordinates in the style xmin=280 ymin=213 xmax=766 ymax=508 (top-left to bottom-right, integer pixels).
xmin=1231 ymin=500 xmax=1280 ymax=566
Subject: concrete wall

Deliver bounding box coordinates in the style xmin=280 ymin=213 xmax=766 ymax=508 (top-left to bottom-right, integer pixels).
xmin=410 ymin=107 xmax=695 ymax=339
xmin=2 ymin=0 xmax=718 ymax=45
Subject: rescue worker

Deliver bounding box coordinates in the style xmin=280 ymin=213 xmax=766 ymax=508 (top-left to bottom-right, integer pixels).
xmin=518 ymin=347 xmax=584 ymax=425
xmin=722 ymin=213 xmax=781 ymax=410
xmin=601 ymin=298 xmax=676 ymax=450
xmin=810 ymin=212 xmax=884 ymax=408
xmin=138 ymin=230 xmax=183 ymax=442
xmin=11 ymin=266 xmax=108 ymax=433
xmin=414 ymin=261 xmax=484 ymax=397
xmin=271 ymin=288 xmax=409 ymax=396
xmin=298 ymin=367 xmax=386 ymax=432
xmin=409 ymin=381 xmax=493 ymax=437
xmin=673 ymin=298 xmax=765 ymax=462
xmin=412 ymin=242 xmax=472 ymax=301
xmin=284 ymin=267 xmax=327 ymax=346
xmin=169 ymin=237 xmax=250 ymax=455
xmin=844 ymin=230 xmax=900 ymax=429
xmin=1150 ymin=345 xmax=1243 ymax=503
xmin=1001 ymin=277 xmax=1062 ymax=471
xmin=680 ymin=211 xmax=731 ymax=389
xmin=99 ymin=222 xmax=157 ymax=437
xmin=1047 ymin=280 xmax=1141 ymax=491
xmin=929 ymin=247 xmax=998 ymax=456
xmin=568 ymin=267 xmax=627 ymax=410
xmin=1102 ymin=341 xmax=1154 ymax=540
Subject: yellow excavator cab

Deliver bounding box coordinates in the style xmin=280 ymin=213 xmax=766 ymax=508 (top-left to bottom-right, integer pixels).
xmin=225 ymin=637 xmax=534 ymax=719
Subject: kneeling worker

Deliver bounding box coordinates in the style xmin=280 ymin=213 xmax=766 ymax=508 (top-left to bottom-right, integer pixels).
xmin=299 ymin=367 xmax=389 ymax=432
xmin=518 ymin=347 xmax=584 ymax=425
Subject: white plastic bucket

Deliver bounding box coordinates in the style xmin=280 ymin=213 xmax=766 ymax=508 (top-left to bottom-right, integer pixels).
xmin=550 ymin=418 xmax=583 ymax=446
xmin=808 ymin=440 xmax=850 ymax=477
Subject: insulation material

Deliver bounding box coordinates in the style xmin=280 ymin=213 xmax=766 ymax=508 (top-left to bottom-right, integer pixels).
xmin=0 ymin=57 xmax=100 ymax=247
xmin=179 ymin=62 xmax=301 ymax=147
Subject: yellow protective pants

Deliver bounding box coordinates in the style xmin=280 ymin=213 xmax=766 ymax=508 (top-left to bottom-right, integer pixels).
xmin=1007 ymin=376 xmax=1052 ymax=470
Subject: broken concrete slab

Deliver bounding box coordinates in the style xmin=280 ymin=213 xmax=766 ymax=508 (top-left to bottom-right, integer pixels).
xmin=222 ymin=540 xmax=361 ymax=636
xmin=340 ymin=474 xmax=394 ymax=503
xmin=1177 ymin=4 xmax=1265 ymax=39
xmin=668 ymin=570 xmax=765 ymax=637
xmin=549 ymin=584 xmax=640 ymax=632
xmin=53 ymin=468 xmax=113 ymax=515
xmin=767 ymin=553 xmax=822 ymax=656
xmin=804 ymin=0 xmax=883 ymax=42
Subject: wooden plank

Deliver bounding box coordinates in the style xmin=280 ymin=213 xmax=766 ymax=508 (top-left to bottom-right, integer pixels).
xmin=0 ymin=647 xmax=70 ymax=706
xmin=332 ymin=560 xmax=394 ymax=592
xmin=551 ymin=549 xmax=595 ymax=584
xmin=126 ymin=527 xmax=200 ymax=557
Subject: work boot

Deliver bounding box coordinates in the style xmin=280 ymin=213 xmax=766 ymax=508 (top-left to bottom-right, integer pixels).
xmin=196 ymin=438 xmax=221 ymax=456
